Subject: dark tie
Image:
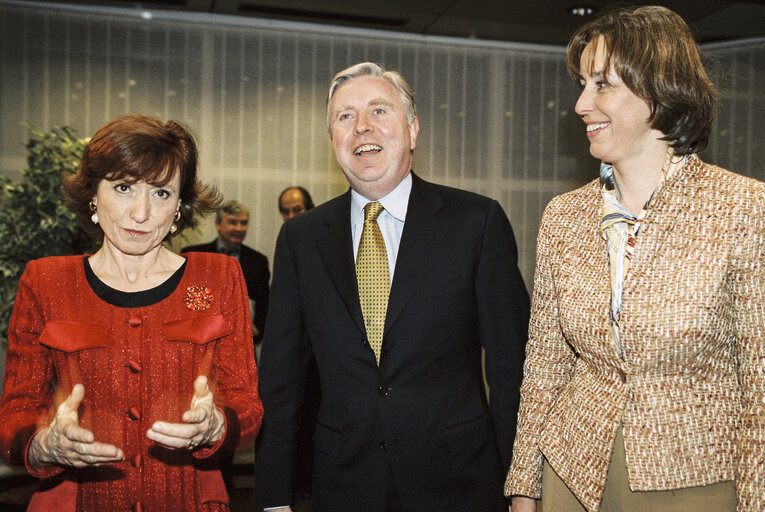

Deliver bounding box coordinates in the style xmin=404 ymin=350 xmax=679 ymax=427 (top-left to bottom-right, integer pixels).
xmin=220 ymin=247 xmax=237 ymax=257
xmin=356 ymin=202 xmax=389 ymax=365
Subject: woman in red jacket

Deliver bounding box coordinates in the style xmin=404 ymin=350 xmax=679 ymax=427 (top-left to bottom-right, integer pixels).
xmin=0 ymin=115 xmax=263 ymax=511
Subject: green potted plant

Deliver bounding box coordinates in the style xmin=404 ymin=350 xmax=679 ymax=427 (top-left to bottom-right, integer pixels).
xmin=0 ymin=126 xmax=99 ymax=349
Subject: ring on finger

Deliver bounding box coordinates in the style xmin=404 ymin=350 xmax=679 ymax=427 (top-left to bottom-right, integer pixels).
xmin=186 ymin=439 xmax=196 ymax=449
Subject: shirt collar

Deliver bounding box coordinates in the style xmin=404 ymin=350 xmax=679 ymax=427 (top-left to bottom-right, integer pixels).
xmin=351 ymin=172 xmax=412 ymax=224
xmin=215 ymin=238 xmax=240 ymax=255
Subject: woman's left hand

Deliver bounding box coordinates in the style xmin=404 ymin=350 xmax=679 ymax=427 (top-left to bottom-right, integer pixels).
xmin=146 ymin=375 xmax=226 ymax=450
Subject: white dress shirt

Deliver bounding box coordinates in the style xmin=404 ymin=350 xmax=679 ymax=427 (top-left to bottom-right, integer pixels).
xmin=350 ymin=172 xmax=412 ymax=281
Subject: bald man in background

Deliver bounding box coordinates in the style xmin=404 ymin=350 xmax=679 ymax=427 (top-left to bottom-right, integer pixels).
xmin=278 ymin=186 xmax=315 ymax=221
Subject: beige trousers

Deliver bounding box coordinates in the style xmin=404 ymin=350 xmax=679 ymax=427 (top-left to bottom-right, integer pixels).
xmin=541 ymin=427 xmax=736 ymax=512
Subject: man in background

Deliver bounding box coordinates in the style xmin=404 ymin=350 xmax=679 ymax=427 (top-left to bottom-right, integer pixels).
xmin=276 ymin=186 xmax=319 ymax=503
xmin=182 ymin=200 xmax=270 ymax=345
xmin=278 ymin=186 xmax=315 ymax=221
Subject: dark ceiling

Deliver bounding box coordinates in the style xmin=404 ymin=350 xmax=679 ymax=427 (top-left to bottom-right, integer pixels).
xmin=33 ymin=0 xmax=765 ymax=45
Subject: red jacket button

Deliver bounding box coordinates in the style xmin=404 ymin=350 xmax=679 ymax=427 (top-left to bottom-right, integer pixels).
xmin=132 ymin=454 xmax=143 ymax=468
xmin=126 ymin=360 xmax=142 ymax=373
xmin=127 ymin=317 xmax=142 ymax=327
xmin=128 ymin=407 xmax=141 ymax=420
xmin=132 ymin=501 xmax=144 ymax=512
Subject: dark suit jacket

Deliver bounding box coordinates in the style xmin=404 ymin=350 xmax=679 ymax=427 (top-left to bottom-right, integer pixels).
xmin=253 ymin=174 xmax=529 ymax=511
xmin=181 ymin=240 xmax=270 ymax=342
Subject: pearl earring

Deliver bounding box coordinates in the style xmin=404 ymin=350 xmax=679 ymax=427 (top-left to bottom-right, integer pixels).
xmin=89 ymin=201 xmax=99 ymax=224
xmin=168 ymin=209 xmax=181 ymax=234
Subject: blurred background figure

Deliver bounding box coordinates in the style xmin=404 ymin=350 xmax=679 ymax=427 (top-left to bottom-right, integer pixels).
xmin=182 ymin=200 xmax=270 ymax=347
xmin=0 ymin=114 xmax=262 ymax=512
xmin=182 ymin=200 xmax=271 ymax=500
xmin=506 ymin=6 xmax=764 ymax=512
xmin=278 ymin=186 xmax=315 ymax=221
xmin=276 ymin=185 xmax=319 ymax=503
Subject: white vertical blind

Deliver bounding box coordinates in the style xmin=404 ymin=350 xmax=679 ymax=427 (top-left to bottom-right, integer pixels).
xmin=1 ymin=3 xmax=763 ymax=288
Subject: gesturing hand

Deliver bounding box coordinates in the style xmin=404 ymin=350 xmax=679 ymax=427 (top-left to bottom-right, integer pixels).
xmin=28 ymin=384 xmax=124 ymax=469
xmin=147 ymin=375 xmax=225 ymax=450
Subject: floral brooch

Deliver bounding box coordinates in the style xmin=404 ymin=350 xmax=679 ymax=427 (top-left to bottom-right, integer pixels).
xmin=185 ymin=285 xmax=213 ymax=311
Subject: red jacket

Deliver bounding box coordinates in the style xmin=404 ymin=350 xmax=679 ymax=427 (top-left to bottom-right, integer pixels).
xmin=0 ymin=253 xmax=262 ymax=511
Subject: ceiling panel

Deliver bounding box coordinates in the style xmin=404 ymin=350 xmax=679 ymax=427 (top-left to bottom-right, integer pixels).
xmin=21 ymin=0 xmax=765 ymax=45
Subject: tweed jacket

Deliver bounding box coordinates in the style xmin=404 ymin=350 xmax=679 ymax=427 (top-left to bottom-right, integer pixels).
xmin=505 ymin=156 xmax=765 ymax=511
xmin=0 ymin=253 xmax=262 ymax=512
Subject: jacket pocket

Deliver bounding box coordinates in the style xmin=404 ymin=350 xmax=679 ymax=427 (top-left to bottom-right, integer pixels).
xmin=313 ymin=422 xmax=343 ymax=458
xmin=164 ymin=315 xmax=229 ymax=345
xmin=419 ymin=275 xmax=472 ymax=300
xmin=26 ymin=478 xmax=77 ymax=512
xmin=197 ymin=466 xmax=229 ymax=504
xmin=443 ymin=413 xmax=494 ymax=456
xmin=39 ymin=321 xmax=108 ymax=352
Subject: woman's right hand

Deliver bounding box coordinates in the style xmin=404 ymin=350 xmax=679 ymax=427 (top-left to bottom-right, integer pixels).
xmin=509 ymin=496 xmax=537 ymax=512
xmin=28 ymin=384 xmax=124 ymax=469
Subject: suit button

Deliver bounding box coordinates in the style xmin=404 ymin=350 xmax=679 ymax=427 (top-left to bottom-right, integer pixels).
xmin=127 ymin=407 xmax=141 ymax=420
xmin=377 ymin=386 xmax=390 ymax=396
xmin=127 ymin=317 xmax=142 ymax=327
xmin=132 ymin=454 xmax=143 ymax=469
xmin=379 ymin=441 xmax=387 ymax=451
xmin=132 ymin=501 xmax=144 ymax=512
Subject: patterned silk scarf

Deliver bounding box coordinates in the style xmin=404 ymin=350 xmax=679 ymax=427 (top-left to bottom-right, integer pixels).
xmin=600 ymin=151 xmax=687 ymax=359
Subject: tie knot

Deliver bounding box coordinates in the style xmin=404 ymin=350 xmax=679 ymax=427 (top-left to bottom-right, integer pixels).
xmin=364 ymin=201 xmax=384 ymax=222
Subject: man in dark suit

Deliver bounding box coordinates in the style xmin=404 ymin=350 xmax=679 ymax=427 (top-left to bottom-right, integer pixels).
xmin=275 ymin=185 xmax=320 ymax=502
xmin=253 ymin=62 xmax=529 ymax=512
xmin=181 ymin=200 xmax=270 ymax=344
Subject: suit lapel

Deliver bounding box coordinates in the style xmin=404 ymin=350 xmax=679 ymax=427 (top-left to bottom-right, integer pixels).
xmin=316 ymin=192 xmax=366 ymax=335
xmin=314 ymin=178 xmax=446 ymax=340
xmin=385 ymin=175 xmax=445 ymax=335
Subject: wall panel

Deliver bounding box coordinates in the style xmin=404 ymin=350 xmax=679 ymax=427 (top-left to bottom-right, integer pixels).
xmin=1 ymin=2 xmax=763 ymax=288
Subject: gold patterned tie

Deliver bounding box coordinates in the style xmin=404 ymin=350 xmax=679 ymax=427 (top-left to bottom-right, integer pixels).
xmin=356 ymin=201 xmax=390 ymax=365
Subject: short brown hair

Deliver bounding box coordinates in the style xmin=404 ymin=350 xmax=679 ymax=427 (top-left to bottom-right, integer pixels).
xmin=567 ymin=5 xmax=716 ymax=155
xmin=63 ymin=115 xmax=221 ymax=237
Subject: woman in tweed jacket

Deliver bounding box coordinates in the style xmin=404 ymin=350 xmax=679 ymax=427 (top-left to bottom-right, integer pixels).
xmin=506 ymin=6 xmax=764 ymax=512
